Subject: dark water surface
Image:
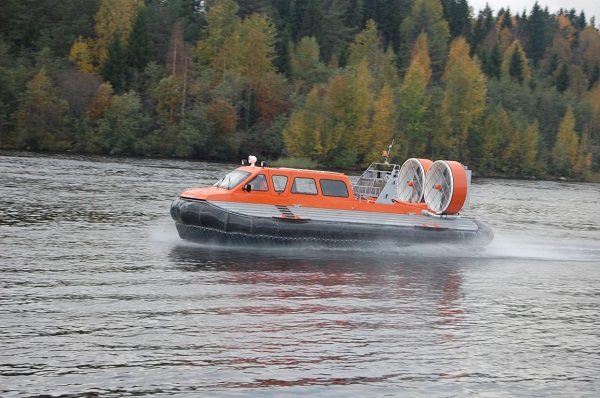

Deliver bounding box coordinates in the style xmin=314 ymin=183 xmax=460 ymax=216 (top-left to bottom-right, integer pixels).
xmin=1 ymin=152 xmax=599 ymax=397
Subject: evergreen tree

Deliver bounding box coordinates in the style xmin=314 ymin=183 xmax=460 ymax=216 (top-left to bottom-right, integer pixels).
xmin=508 ymin=45 xmax=524 ymax=83
xmin=128 ymin=5 xmax=151 ymax=74
xmin=271 ymin=0 xmax=292 ymax=74
xmin=555 ymin=63 xmax=570 ymax=92
xmin=0 ymin=0 xmax=97 ymax=56
xmin=589 ymin=63 xmax=600 ymax=89
xmin=320 ymin=0 xmax=357 ymax=64
xmin=399 ymin=0 xmax=450 ymax=79
xmin=102 ymin=32 xmax=129 ymax=92
xmin=295 ymin=0 xmax=323 ymax=44
xmin=487 ymin=44 xmax=502 ymax=79
xmin=363 ymin=0 xmax=411 ymax=52
xmin=471 ymin=4 xmax=493 ymax=52
xmin=344 ymin=0 xmax=364 ymax=30
xmin=546 ymin=52 xmax=560 ymax=75
xmin=443 ymin=0 xmax=472 ymax=40
xmin=499 ymin=8 xmax=513 ymax=29
xmin=526 ymin=2 xmax=554 ymax=66
xmin=503 ymin=41 xmax=530 ymax=83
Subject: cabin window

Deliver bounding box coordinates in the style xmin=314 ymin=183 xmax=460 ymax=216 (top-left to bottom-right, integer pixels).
xmin=272 ymin=175 xmax=288 ymax=192
xmin=248 ymin=174 xmax=268 ymax=191
xmin=291 ymin=177 xmax=318 ymax=195
xmin=214 ymin=170 xmax=250 ymax=189
xmin=320 ymin=179 xmax=349 ymax=197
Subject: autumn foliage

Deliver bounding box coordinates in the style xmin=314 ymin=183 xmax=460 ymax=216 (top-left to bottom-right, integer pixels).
xmin=1 ymin=0 xmax=600 ymax=179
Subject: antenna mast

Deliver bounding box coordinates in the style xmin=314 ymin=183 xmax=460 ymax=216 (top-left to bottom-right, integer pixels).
xmin=382 ymin=139 xmax=394 ymax=164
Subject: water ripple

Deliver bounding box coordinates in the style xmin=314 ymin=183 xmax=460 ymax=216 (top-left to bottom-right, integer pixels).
xmin=1 ymin=152 xmax=599 ymax=397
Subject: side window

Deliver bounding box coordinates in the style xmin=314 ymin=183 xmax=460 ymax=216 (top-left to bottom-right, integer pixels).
xmin=291 ymin=177 xmax=318 ymax=195
xmin=272 ymin=175 xmax=288 ymax=192
xmin=320 ymin=179 xmax=349 ymax=197
xmin=248 ymin=174 xmax=268 ymax=191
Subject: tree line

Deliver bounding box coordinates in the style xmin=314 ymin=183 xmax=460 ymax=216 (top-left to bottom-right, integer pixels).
xmin=0 ymin=0 xmax=599 ymax=179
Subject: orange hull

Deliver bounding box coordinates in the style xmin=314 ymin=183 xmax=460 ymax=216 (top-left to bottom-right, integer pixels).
xmin=181 ymin=166 xmax=430 ymax=214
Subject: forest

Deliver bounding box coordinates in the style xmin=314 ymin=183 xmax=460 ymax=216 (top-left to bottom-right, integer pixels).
xmin=1 ymin=0 xmax=599 ymax=180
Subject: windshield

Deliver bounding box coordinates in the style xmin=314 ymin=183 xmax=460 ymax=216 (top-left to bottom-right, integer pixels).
xmin=213 ymin=170 xmax=251 ymax=189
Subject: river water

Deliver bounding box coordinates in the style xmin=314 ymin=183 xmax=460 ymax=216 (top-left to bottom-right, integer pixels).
xmin=1 ymin=152 xmax=599 ymax=397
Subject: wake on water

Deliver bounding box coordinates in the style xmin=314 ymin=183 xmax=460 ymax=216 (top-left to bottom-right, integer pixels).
xmin=150 ymin=224 xmax=600 ymax=264
xmin=483 ymin=233 xmax=600 ymax=263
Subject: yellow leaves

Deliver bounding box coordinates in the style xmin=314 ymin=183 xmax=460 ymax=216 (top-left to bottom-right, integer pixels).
xmin=497 ymin=109 xmax=519 ymax=168
xmin=501 ymin=40 xmax=531 ymax=82
xmin=556 ymin=14 xmax=575 ymax=43
xmin=520 ymin=120 xmax=539 ymax=174
xmin=545 ymin=15 xmax=576 ymax=67
xmin=435 ymin=37 xmax=487 ymax=159
xmin=15 ymin=68 xmax=70 ymax=150
xmin=347 ymin=19 xmax=379 ymax=67
xmin=348 ymin=20 xmax=399 ymax=92
xmin=283 ymin=85 xmax=324 ymax=157
xmin=195 ymin=1 xmax=275 ymax=85
xmin=284 ymin=62 xmax=392 ymax=165
xmin=365 ymin=84 xmax=395 ymax=163
xmin=577 ymin=26 xmax=600 ymax=66
xmin=16 ymin=68 xmax=53 ymax=126
xmin=325 ymin=73 xmax=349 ymax=121
xmin=86 ymin=82 xmax=114 ymax=119
xmin=94 ymin=0 xmax=144 ymax=62
xmin=354 ymin=60 xmax=374 ymax=126
xmin=407 ymin=32 xmax=432 ymax=87
xmin=443 ymin=37 xmax=487 ymax=119
xmin=479 ymin=107 xmax=539 ymax=176
xmin=69 ymin=37 xmax=96 ymax=74
xmin=586 ymin=82 xmax=600 ymax=125
xmin=27 ymin=68 xmax=51 ymax=93
xmin=579 ymin=133 xmax=593 ymax=172
xmin=552 ymin=106 xmax=578 ymax=174
xmin=291 ymin=37 xmax=321 ymax=74
xmin=551 ymin=105 xmax=591 ymax=176
xmin=68 ymin=0 xmax=143 ymax=73
xmin=443 ymin=36 xmax=470 ymax=80
xmin=154 ymin=76 xmax=184 ymax=122
xmin=239 ymin=13 xmax=276 ymax=84
xmin=399 ymin=34 xmax=431 ymax=158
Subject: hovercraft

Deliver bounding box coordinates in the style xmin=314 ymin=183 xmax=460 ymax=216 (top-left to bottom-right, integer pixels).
xmin=171 ymin=146 xmax=493 ymax=249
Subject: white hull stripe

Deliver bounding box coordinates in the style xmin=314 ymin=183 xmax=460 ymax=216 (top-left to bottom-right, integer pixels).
xmin=210 ymin=201 xmax=478 ymax=231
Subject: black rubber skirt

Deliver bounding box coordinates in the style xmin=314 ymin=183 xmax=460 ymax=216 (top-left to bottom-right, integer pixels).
xmin=170 ymin=198 xmax=494 ymax=248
